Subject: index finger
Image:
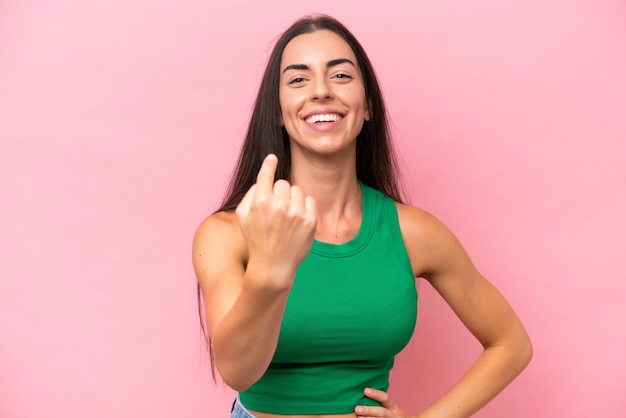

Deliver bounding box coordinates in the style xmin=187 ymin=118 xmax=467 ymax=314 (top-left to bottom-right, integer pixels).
xmin=255 ymin=153 xmax=278 ymax=192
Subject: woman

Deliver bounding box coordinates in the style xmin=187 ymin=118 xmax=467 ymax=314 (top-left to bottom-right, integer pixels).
xmin=193 ymin=14 xmax=532 ymax=418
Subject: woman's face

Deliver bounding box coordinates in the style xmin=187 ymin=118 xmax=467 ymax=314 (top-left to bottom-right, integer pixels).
xmin=279 ymin=30 xmax=370 ymax=157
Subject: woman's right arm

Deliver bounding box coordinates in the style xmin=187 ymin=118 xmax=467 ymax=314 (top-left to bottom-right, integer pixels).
xmin=192 ymin=154 xmax=317 ymax=391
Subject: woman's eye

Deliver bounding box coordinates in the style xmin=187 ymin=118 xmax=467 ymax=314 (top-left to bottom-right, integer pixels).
xmin=289 ymin=77 xmax=306 ymax=84
xmin=334 ymin=73 xmax=353 ymax=80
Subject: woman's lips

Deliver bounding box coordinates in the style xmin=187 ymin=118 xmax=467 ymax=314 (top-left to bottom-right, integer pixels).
xmin=303 ymin=111 xmax=345 ymax=131
xmin=304 ymin=113 xmax=343 ymax=124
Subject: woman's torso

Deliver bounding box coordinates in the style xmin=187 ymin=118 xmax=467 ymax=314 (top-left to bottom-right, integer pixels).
xmin=237 ymin=185 xmax=417 ymax=416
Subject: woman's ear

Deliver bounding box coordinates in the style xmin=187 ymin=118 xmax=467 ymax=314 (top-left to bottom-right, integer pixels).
xmin=364 ymin=99 xmax=372 ymax=121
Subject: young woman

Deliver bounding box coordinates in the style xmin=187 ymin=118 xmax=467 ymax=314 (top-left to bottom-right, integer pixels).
xmin=193 ymin=14 xmax=532 ymax=418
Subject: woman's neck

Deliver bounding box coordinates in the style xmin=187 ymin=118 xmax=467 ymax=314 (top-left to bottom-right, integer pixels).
xmin=289 ymin=152 xmax=362 ymax=243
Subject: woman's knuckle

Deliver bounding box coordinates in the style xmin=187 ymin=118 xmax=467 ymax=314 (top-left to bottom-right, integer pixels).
xmin=255 ymin=194 xmax=269 ymax=207
xmin=274 ymin=179 xmax=289 ymax=189
xmin=274 ymin=201 xmax=289 ymax=215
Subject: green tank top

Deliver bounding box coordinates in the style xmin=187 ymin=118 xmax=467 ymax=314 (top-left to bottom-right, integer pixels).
xmin=239 ymin=184 xmax=417 ymax=414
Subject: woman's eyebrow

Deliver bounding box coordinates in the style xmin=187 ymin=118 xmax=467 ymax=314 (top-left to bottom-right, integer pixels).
xmin=282 ymin=58 xmax=356 ymax=74
xmin=282 ymin=63 xmax=309 ymax=73
xmin=327 ymin=58 xmax=355 ymax=68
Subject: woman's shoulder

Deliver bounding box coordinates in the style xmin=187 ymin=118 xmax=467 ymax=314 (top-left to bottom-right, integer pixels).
xmin=395 ymin=202 xmax=443 ymax=235
xmin=194 ymin=210 xmax=240 ymax=241
xmin=193 ymin=210 xmax=247 ymax=270
xmin=394 ymin=202 xmax=465 ymax=277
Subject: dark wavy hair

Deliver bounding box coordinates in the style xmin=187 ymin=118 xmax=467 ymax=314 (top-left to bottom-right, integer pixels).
xmin=199 ymin=14 xmax=403 ymax=379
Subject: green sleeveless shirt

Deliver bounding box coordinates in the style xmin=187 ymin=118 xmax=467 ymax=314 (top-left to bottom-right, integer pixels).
xmin=239 ymin=184 xmax=417 ymax=414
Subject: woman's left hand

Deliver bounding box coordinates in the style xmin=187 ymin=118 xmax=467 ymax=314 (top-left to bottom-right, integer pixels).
xmin=355 ymin=388 xmax=412 ymax=418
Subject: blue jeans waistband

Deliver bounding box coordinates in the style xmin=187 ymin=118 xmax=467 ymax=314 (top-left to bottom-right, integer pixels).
xmin=230 ymin=396 xmax=256 ymax=418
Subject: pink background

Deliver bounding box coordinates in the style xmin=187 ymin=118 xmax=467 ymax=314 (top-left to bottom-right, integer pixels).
xmin=1 ymin=1 xmax=625 ymax=417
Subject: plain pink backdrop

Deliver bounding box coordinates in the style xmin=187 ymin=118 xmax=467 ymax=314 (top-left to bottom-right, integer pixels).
xmin=1 ymin=1 xmax=625 ymax=417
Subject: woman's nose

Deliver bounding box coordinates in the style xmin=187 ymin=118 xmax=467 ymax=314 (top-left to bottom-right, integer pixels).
xmin=310 ymin=78 xmax=332 ymax=101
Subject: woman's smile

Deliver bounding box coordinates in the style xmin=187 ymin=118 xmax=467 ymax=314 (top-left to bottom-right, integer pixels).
xmin=303 ymin=108 xmax=345 ymax=131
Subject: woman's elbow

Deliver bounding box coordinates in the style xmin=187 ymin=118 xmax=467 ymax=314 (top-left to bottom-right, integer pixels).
xmin=519 ymin=332 xmax=533 ymax=369
xmin=215 ymin=359 xmax=260 ymax=392
xmin=217 ymin=366 xmax=255 ymax=392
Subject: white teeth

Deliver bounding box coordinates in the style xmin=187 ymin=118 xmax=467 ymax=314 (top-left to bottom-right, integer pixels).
xmin=305 ymin=114 xmax=342 ymax=124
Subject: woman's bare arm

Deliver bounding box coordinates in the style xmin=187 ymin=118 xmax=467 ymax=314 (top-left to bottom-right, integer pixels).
xmin=397 ymin=203 xmax=532 ymax=417
xmin=193 ymin=155 xmax=317 ymax=391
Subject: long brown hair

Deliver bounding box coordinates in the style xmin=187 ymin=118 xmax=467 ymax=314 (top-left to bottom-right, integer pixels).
xmin=199 ymin=14 xmax=404 ymax=379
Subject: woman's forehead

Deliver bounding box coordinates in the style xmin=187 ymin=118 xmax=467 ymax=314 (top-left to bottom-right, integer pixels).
xmin=280 ymin=30 xmax=357 ymax=70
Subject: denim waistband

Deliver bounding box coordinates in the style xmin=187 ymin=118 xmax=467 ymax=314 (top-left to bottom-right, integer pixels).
xmin=230 ymin=396 xmax=256 ymax=418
